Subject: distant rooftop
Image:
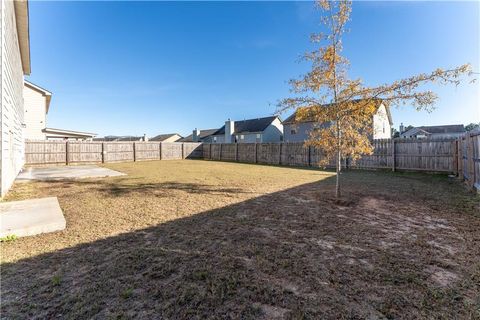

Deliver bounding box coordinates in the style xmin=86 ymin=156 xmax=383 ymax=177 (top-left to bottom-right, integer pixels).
xmin=214 ymin=116 xmax=279 ymax=135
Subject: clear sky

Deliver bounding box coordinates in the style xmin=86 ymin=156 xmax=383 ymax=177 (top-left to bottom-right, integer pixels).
xmin=27 ymin=1 xmax=479 ymax=137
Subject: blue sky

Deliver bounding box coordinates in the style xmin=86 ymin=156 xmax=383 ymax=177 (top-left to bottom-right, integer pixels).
xmin=27 ymin=1 xmax=479 ymax=137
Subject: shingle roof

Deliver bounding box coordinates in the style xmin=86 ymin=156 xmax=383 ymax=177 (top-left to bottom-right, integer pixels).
xmin=283 ymin=99 xmax=391 ymax=125
xmin=403 ymin=125 xmax=465 ymax=136
xmin=214 ymin=116 xmax=278 ymax=135
xmin=150 ymin=133 xmax=181 ymax=142
xmin=179 ymin=129 xmax=219 ymax=142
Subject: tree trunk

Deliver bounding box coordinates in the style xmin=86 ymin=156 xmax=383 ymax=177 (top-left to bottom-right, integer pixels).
xmin=336 ymin=148 xmax=341 ymax=198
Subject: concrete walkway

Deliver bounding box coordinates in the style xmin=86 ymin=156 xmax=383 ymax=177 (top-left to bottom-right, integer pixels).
xmin=0 ymin=197 xmax=66 ymax=238
xmin=16 ymin=165 xmax=125 ymax=182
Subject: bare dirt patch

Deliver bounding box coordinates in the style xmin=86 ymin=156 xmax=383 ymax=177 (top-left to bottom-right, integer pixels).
xmin=1 ymin=160 xmax=479 ymax=319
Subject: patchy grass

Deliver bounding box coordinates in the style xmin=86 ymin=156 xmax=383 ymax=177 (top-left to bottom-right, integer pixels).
xmin=1 ymin=160 xmax=479 ymax=319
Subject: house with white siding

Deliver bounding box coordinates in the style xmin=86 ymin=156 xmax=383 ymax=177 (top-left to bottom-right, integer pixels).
xmin=1 ymin=0 xmax=31 ymax=196
xmin=399 ymin=124 xmax=465 ymax=139
xmin=209 ymin=116 xmax=283 ymax=143
xmin=23 ymin=80 xmax=96 ymax=141
xmin=150 ymin=133 xmax=182 ymax=142
xmin=283 ymin=100 xmax=393 ymax=142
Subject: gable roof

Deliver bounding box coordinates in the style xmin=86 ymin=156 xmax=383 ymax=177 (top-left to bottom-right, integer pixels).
xmin=283 ymin=99 xmax=392 ymax=125
xmin=14 ymin=0 xmax=31 ymax=75
xmin=150 ymin=133 xmax=182 ymax=142
xmin=24 ymin=80 xmax=52 ymax=113
xmin=214 ymin=116 xmax=279 ymax=135
xmin=179 ymin=129 xmax=219 ymax=142
xmin=402 ymin=125 xmax=465 ymax=136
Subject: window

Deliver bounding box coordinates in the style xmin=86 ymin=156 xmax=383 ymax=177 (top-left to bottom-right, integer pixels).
xmin=240 ymin=135 xmax=244 ymax=140
xmin=291 ymin=129 xmax=297 ymax=135
xmin=213 ymin=136 xmax=217 ymax=142
xmin=256 ymin=134 xmax=261 ymax=138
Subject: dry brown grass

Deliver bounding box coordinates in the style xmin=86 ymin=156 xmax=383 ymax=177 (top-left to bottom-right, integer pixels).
xmin=1 ymin=160 xmax=479 ymax=319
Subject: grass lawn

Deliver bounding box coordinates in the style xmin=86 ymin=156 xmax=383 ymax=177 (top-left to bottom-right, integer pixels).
xmin=1 ymin=160 xmax=479 ymax=319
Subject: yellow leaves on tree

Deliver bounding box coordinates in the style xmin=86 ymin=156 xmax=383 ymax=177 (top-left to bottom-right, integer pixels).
xmin=278 ymin=0 xmax=473 ymax=198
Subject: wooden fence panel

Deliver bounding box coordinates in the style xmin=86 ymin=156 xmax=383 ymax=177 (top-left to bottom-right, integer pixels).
xmin=394 ymin=139 xmax=455 ymax=172
xmin=210 ymin=144 xmax=222 ymax=160
xmin=203 ymin=139 xmax=461 ymax=174
xmin=352 ymin=139 xmax=392 ymax=170
xmin=104 ymin=142 xmax=134 ymax=163
xmin=281 ymin=143 xmax=309 ymax=166
xmin=161 ymin=143 xmax=183 ymax=160
xmin=472 ymin=133 xmax=480 ymax=190
xmin=134 ymin=142 xmax=160 ymax=161
xmin=220 ymin=144 xmax=236 ymax=161
xmin=459 ymin=132 xmax=480 ymax=190
xmin=257 ymin=143 xmax=281 ymax=165
xmin=183 ymin=143 xmax=203 ymax=159
xmin=237 ymin=143 xmax=256 ymax=163
xmin=25 ymin=140 xmax=66 ymax=165
xmin=68 ymin=141 xmax=103 ymax=164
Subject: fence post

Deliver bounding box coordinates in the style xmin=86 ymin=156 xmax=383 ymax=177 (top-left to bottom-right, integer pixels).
xmin=101 ymin=142 xmax=105 ymax=163
xmin=182 ymin=143 xmax=185 ymax=159
xmin=133 ymin=142 xmax=136 ymax=162
xmin=219 ymin=143 xmax=223 ymax=161
xmin=392 ymin=139 xmax=396 ymax=172
xmin=254 ymin=143 xmax=258 ymax=163
xmin=308 ymin=146 xmax=312 ymax=167
xmin=279 ymin=143 xmax=282 ymax=165
xmin=453 ymin=140 xmax=458 ymax=176
xmin=66 ymin=141 xmax=69 ymax=165
xmin=235 ymin=143 xmax=238 ymax=162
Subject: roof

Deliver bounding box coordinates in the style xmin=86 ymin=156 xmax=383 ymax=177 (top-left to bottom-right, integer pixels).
xmin=98 ymin=135 xmax=144 ymax=141
xmin=179 ymin=129 xmax=219 ymax=142
xmin=214 ymin=116 xmax=279 ymax=135
xmin=43 ymin=127 xmax=97 ymax=138
xmin=150 ymin=133 xmax=182 ymax=142
xmin=14 ymin=0 xmax=31 ymax=75
xmin=283 ymin=99 xmax=392 ymax=125
xmin=402 ymin=125 xmax=465 ymax=136
xmin=24 ymin=80 xmax=52 ymax=113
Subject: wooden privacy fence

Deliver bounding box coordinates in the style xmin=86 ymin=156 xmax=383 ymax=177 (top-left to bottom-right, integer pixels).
xmin=25 ymin=141 xmax=203 ymax=165
xmin=457 ymin=131 xmax=480 ymax=190
xmin=203 ymin=139 xmax=458 ymax=173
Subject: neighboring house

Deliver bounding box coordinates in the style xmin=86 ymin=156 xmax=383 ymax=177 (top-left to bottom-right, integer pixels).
xmin=399 ymin=124 xmax=466 ymax=139
xmin=150 ymin=133 xmax=182 ymax=142
xmin=42 ymin=128 xmax=96 ymax=141
xmin=23 ymin=80 xmax=50 ymax=139
xmin=283 ymin=100 xmax=392 ymax=142
xmin=179 ymin=128 xmax=219 ymax=143
xmin=0 ymin=0 xmax=31 ymax=196
xmin=23 ymin=80 xmax=96 ymax=141
xmin=209 ymin=116 xmax=283 ymax=143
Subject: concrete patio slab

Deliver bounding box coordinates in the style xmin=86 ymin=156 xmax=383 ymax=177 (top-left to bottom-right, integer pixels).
xmin=16 ymin=165 xmax=125 ymax=182
xmin=0 ymin=197 xmax=66 ymax=238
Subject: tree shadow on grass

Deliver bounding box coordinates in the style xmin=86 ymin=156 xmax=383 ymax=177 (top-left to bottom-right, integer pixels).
xmin=39 ymin=178 xmax=255 ymax=197
xmin=1 ymin=174 xmax=478 ymax=319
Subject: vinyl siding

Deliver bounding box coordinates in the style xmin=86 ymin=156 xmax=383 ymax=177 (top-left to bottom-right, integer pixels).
xmin=261 ymin=118 xmax=283 ymax=142
xmin=284 ymin=104 xmax=392 ymax=142
xmin=372 ymin=104 xmax=391 ymax=139
xmin=23 ymin=84 xmax=47 ymax=140
xmin=1 ymin=0 xmax=25 ymax=196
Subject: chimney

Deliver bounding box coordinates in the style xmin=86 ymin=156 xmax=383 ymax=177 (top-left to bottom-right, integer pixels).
xmin=143 ymin=134 xmax=148 ymax=142
xmin=399 ymin=123 xmax=404 ymax=134
xmin=225 ymin=119 xmax=234 ymax=143
xmin=192 ymin=128 xmax=200 ymax=142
